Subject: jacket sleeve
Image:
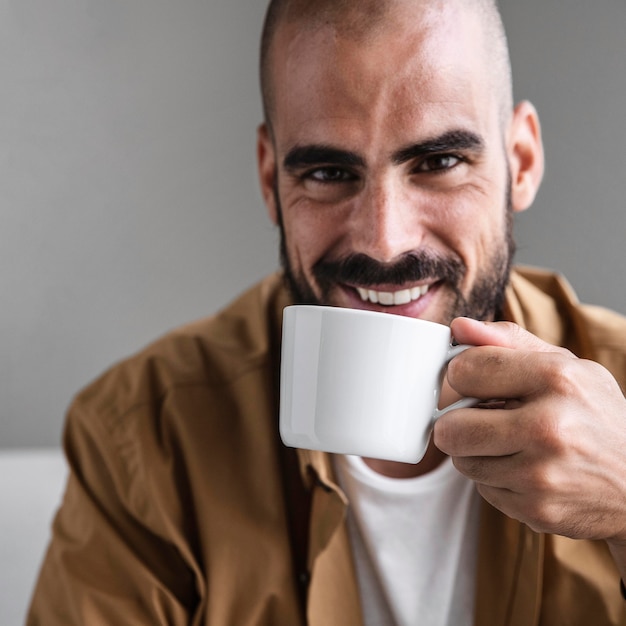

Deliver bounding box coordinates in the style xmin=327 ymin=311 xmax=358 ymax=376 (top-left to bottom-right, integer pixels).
xmin=26 ymin=395 xmax=201 ymax=625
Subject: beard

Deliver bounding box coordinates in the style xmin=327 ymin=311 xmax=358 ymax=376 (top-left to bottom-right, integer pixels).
xmin=274 ymin=179 xmax=515 ymax=325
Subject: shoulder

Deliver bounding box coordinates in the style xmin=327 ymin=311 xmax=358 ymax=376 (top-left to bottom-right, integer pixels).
xmin=56 ymin=273 xmax=290 ymax=544
xmin=67 ymin=272 xmax=290 ymax=444
xmin=509 ymin=266 xmax=626 ymax=388
xmin=576 ymin=303 xmax=626 ymax=351
xmin=575 ymin=303 xmax=626 ymax=389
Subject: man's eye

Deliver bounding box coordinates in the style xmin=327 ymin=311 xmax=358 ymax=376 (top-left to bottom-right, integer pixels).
xmin=416 ymin=154 xmax=463 ymax=173
xmin=307 ymin=167 xmax=355 ymax=183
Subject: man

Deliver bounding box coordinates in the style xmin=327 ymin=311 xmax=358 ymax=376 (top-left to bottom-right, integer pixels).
xmin=28 ymin=1 xmax=626 ymax=624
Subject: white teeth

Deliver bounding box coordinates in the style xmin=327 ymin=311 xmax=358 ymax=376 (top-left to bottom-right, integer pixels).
xmin=356 ymin=284 xmax=430 ymax=306
xmin=393 ymin=289 xmax=411 ymax=305
xmin=378 ymin=292 xmax=394 ymax=305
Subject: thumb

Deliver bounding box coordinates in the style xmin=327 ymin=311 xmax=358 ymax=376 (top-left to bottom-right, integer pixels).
xmin=450 ymin=317 xmax=567 ymax=354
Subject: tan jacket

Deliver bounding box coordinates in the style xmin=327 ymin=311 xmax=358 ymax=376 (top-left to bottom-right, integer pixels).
xmin=28 ymin=267 xmax=626 ymax=625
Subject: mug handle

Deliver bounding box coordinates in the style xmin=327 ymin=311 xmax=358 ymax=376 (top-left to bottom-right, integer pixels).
xmin=433 ymin=344 xmax=479 ymax=420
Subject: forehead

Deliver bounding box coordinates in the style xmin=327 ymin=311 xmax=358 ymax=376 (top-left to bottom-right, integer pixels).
xmin=270 ymin=3 xmax=498 ymax=149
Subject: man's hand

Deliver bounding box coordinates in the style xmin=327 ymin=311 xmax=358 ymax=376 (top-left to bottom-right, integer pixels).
xmin=433 ymin=317 xmax=626 ymax=578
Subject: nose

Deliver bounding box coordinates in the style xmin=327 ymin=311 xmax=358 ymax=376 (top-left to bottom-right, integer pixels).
xmin=348 ymin=176 xmax=424 ymax=264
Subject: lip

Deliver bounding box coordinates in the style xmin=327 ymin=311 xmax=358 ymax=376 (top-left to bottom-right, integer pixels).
xmin=339 ymin=281 xmax=442 ymax=318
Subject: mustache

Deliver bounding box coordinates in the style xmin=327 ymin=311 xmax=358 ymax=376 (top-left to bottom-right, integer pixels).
xmin=312 ymin=251 xmax=465 ymax=287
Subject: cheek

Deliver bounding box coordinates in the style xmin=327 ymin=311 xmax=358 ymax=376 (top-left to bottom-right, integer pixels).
xmin=419 ymin=192 xmax=480 ymax=243
xmin=281 ymin=202 xmax=340 ymax=270
xmin=423 ymin=188 xmax=509 ymax=265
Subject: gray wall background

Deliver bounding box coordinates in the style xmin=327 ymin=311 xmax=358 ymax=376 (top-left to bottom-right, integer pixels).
xmin=1 ymin=1 xmax=625 ymax=448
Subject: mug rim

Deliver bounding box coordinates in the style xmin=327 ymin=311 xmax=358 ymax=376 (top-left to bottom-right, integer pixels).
xmin=283 ymin=304 xmax=452 ymax=331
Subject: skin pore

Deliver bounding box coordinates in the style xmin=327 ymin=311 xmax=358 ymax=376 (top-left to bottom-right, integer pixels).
xmin=258 ymin=0 xmax=544 ymax=477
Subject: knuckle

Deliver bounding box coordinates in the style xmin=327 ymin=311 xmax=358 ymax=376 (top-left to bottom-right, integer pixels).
xmin=500 ymin=321 xmax=523 ymax=337
xmin=526 ymin=502 xmax=559 ymax=533
xmin=534 ymin=410 xmax=570 ymax=454
xmin=539 ymin=354 xmax=580 ymax=397
xmin=526 ymin=463 xmax=560 ymax=494
xmin=495 ymin=320 xmax=534 ymax=348
xmin=522 ymin=485 xmax=562 ymax=528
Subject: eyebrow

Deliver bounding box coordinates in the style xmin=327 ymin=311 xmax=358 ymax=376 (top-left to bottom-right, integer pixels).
xmin=392 ymin=130 xmax=485 ymax=165
xmin=283 ymin=145 xmax=366 ymax=171
xmin=282 ymin=129 xmax=485 ymax=172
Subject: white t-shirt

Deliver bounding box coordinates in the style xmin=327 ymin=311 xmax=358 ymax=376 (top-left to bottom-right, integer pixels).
xmin=333 ymin=455 xmax=480 ymax=626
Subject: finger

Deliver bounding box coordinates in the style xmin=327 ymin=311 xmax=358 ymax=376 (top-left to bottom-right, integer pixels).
xmin=451 ymin=317 xmax=573 ymax=356
xmin=434 ymin=406 xmax=524 ymax=458
xmin=451 ymin=455 xmax=521 ymax=489
xmin=476 ymin=471 xmax=626 ymax=540
xmin=446 ymin=343 xmax=576 ymax=400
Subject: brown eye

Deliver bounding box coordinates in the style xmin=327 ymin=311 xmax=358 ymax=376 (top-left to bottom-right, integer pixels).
xmin=416 ymin=154 xmax=462 ymax=172
xmin=308 ymin=167 xmax=355 ymax=183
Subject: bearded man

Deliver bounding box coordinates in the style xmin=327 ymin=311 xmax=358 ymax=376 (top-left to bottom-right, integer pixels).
xmin=29 ymin=1 xmax=626 ymax=624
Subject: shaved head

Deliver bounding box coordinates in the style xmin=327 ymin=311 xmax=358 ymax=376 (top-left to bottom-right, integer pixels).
xmin=256 ymin=0 xmax=544 ymax=335
xmin=260 ymin=0 xmax=513 ymax=133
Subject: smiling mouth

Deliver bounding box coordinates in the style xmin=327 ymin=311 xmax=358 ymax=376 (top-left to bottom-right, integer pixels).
xmin=355 ymin=284 xmax=431 ymax=306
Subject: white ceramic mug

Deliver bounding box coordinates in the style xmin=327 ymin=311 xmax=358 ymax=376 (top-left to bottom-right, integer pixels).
xmin=279 ymin=305 xmax=477 ymax=464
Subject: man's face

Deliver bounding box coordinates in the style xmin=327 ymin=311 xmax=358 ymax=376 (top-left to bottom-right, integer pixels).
xmin=259 ymin=4 xmax=531 ymax=324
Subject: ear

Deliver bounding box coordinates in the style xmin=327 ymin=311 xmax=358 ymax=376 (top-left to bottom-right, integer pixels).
xmin=507 ymin=101 xmax=545 ymax=213
xmin=257 ymin=123 xmax=279 ymax=225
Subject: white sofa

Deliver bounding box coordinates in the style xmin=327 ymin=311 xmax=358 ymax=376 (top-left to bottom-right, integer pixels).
xmin=0 ymin=448 xmax=67 ymax=625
